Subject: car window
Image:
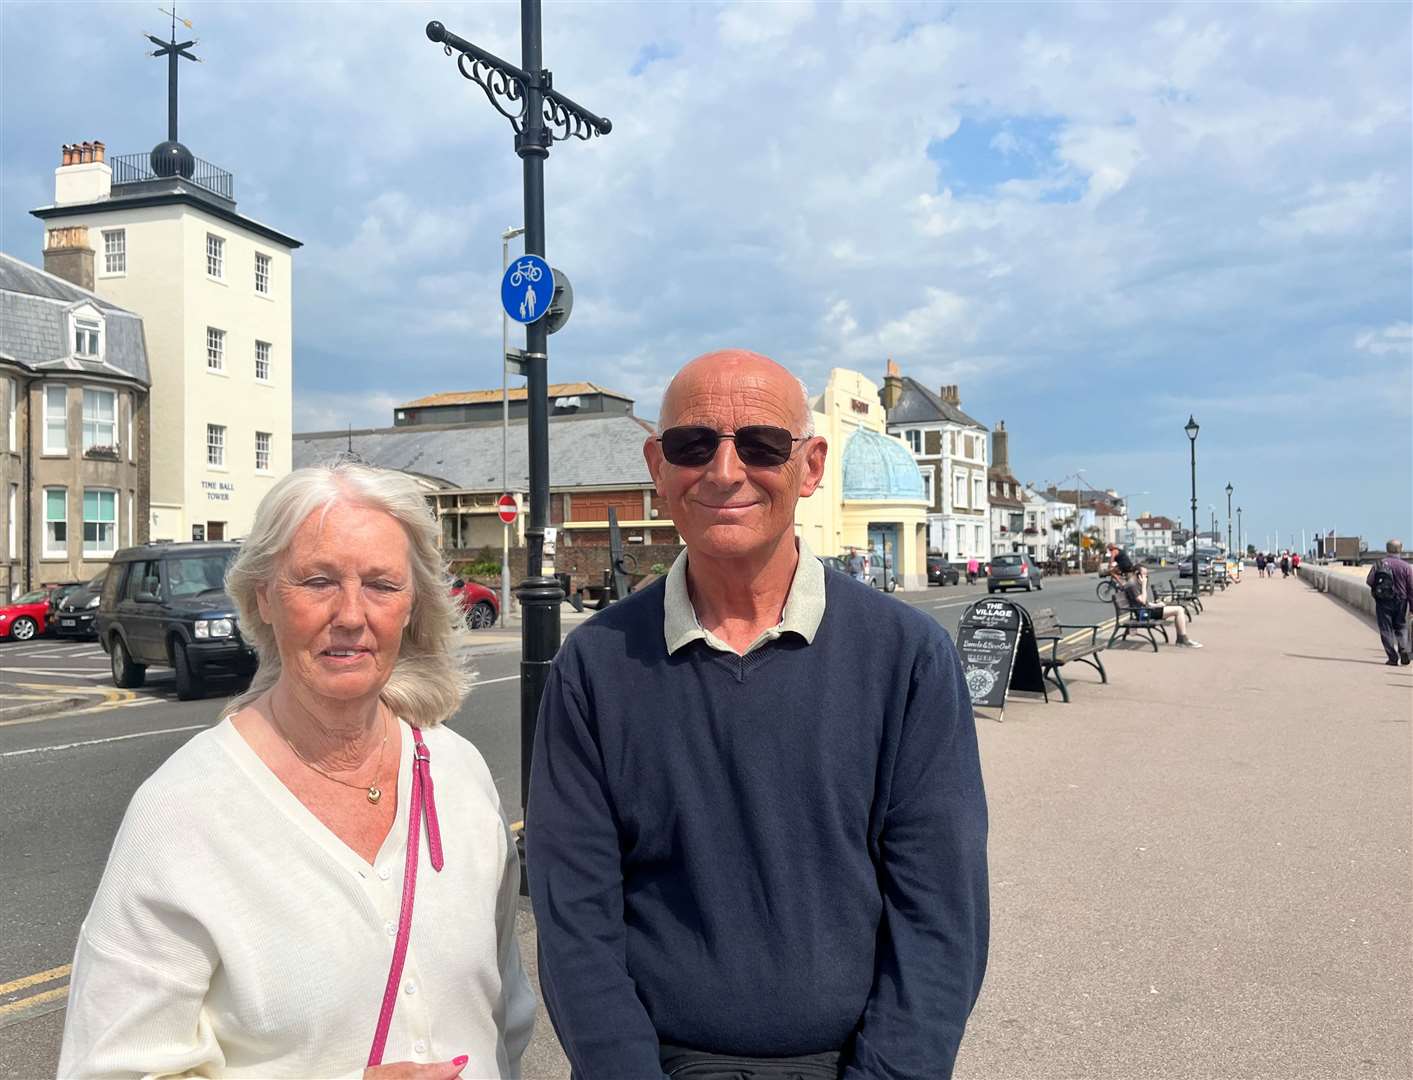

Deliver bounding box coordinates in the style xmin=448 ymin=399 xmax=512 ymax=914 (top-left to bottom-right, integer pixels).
xmin=165 ymin=554 xmax=233 ymax=598
xmin=15 ymin=590 xmax=47 ymax=604
xmin=125 ymin=560 xmax=161 ymax=601
xmin=993 ymin=555 xmax=1022 ymax=566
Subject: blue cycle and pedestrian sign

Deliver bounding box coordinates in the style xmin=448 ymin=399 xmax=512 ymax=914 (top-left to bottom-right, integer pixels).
xmin=501 ymin=254 xmax=555 ymax=324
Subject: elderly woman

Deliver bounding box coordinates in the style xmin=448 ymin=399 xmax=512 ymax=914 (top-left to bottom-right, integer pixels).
xmin=59 ymin=461 xmax=534 ymax=1079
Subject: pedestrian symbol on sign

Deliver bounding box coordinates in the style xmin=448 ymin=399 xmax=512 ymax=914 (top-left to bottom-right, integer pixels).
xmin=501 ymin=255 xmax=554 ymax=325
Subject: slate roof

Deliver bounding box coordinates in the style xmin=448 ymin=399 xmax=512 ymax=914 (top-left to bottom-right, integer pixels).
xmin=293 ymin=413 xmax=656 ymax=492
xmin=398 ymin=382 xmax=631 ymax=409
xmin=886 ymin=376 xmax=987 ymax=429
xmin=0 ymin=253 xmax=150 ymax=385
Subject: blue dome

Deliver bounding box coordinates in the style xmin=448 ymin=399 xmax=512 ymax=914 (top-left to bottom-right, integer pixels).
xmin=842 ymin=428 xmax=925 ymax=501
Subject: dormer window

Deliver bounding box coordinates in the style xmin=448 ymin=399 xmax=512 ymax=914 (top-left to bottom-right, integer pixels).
xmin=75 ymin=318 xmax=100 ymax=358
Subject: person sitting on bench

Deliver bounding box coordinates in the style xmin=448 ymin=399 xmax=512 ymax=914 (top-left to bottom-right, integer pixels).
xmin=1122 ymin=575 xmax=1202 ymax=649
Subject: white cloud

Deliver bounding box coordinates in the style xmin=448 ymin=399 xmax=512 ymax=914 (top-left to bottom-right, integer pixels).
xmin=1355 ymin=322 xmax=1413 ymax=357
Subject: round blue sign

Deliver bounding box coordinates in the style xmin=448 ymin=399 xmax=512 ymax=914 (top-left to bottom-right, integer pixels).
xmin=501 ymin=254 xmax=555 ymax=324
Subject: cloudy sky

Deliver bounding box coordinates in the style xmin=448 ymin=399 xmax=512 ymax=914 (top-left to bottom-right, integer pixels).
xmin=3 ymin=1 xmax=1409 ymax=547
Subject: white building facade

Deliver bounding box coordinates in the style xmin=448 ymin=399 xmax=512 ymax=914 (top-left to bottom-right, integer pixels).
xmin=32 ymin=141 xmax=299 ymax=542
xmin=881 ymin=366 xmax=991 ymax=562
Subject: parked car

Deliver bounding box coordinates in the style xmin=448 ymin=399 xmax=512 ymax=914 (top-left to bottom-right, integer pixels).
xmin=1177 ymin=548 xmax=1223 ymax=578
xmin=43 ymin=579 xmax=86 ymax=620
xmin=97 ymin=542 xmax=256 ymax=700
xmin=51 ymin=572 xmax=108 ymax=639
xmin=0 ymin=590 xmax=53 ymax=641
xmin=927 ymin=555 xmax=960 ymax=586
xmin=987 ymin=553 xmax=1044 ymax=593
xmin=866 ymin=552 xmax=897 ymax=593
xmin=818 ymin=555 xmax=848 ymax=575
xmin=451 ymin=578 xmax=500 ymax=629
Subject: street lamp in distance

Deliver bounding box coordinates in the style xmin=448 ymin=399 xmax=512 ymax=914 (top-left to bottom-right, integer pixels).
xmin=1185 ymin=415 xmax=1200 ymax=587
xmin=1225 ymin=482 xmax=1234 ymax=557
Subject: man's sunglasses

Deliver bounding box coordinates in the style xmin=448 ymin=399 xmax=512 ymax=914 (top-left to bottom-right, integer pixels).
xmin=656 ymin=425 xmax=809 ymax=468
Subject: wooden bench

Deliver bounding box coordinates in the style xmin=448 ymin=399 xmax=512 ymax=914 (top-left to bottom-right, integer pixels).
xmin=1031 ymin=607 xmax=1108 ymax=703
xmin=1107 ymin=588 xmax=1168 ymax=652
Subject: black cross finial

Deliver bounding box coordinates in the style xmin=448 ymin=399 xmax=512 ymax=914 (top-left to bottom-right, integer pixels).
xmin=145 ymin=5 xmax=200 ymax=142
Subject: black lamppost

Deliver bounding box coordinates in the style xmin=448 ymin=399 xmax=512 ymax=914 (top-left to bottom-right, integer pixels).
xmin=1225 ymin=482 xmax=1233 ymax=555
xmin=1185 ymin=416 xmax=1200 ymax=584
xmin=1237 ymin=506 xmax=1243 ymax=555
xmin=425 ymin=8 xmax=611 ymax=817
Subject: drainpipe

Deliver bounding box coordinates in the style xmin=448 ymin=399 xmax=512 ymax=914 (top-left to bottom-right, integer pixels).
xmin=23 ymin=374 xmax=34 ymax=592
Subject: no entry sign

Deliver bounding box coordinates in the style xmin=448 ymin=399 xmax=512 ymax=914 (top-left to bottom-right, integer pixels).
xmin=497 ymin=494 xmax=518 ymax=524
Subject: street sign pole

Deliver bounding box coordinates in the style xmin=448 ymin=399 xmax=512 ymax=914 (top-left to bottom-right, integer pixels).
xmin=426 ymin=8 xmax=610 ymax=821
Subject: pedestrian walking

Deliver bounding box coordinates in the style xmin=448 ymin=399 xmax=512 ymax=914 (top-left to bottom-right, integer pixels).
xmin=847 ymin=547 xmax=868 ymax=584
xmin=59 ymin=462 xmax=535 ymax=1079
xmin=1291 ymin=552 xmax=1301 ymax=575
xmin=1366 ymin=553 xmax=1412 ymax=665
xmin=527 ymin=349 xmax=989 ymax=1079
xmin=967 ymin=555 xmax=980 ymax=585
xmin=1280 ymin=553 xmax=1291 ymax=578
xmin=1256 ymin=552 xmax=1267 ymax=578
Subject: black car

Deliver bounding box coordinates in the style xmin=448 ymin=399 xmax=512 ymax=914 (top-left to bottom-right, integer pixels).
xmin=52 ymin=572 xmax=108 ymax=639
xmin=927 ymin=555 xmax=960 ymax=586
xmin=97 ymin=542 xmax=257 ymax=700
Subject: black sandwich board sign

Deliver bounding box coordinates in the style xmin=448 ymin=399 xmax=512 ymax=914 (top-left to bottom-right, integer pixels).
xmin=957 ymin=598 xmax=1046 ymax=718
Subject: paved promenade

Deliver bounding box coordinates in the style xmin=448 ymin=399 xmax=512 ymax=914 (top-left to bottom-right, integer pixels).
xmin=514 ymin=576 xmax=1410 ymax=1079
xmin=955 ymin=574 xmax=1410 ymax=1079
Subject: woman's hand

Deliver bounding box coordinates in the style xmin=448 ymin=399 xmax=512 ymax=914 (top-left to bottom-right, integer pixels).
xmin=364 ymin=1055 xmax=468 ymax=1080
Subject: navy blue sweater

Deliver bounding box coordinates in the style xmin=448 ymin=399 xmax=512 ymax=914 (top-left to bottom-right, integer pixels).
xmin=526 ymin=570 xmax=989 ymax=1079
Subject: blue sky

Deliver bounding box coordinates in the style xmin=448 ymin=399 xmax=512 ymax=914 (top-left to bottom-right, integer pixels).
xmin=3 ymin=1 xmax=1409 ymax=548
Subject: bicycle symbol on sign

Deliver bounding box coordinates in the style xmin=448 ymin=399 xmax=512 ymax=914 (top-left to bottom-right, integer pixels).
xmin=509 ymin=260 xmax=543 ymax=287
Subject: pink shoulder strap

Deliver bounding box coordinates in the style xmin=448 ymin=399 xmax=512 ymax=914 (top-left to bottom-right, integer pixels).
xmin=367 ymin=726 xmax=444 ymax=1068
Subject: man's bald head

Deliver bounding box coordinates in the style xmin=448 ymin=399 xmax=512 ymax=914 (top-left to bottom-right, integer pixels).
xmin=658 ymin=349 xmax=814 ymax=437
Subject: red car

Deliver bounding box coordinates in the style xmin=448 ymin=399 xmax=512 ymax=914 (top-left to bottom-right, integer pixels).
xmin=0 ymin=590 xmax=53 ymax=641
xmin=451 ymin=578 xmax=499 ymax=629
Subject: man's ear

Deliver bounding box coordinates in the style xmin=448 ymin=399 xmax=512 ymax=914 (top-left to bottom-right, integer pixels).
xmin=643 ymin=435 xmax=667 ymax=496
xmin=797 ymin=437 xmax=828 ymax=498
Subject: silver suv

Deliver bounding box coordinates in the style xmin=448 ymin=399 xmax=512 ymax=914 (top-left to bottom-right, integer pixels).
xmin=987 ymin=553 xmax=1044 ymax=593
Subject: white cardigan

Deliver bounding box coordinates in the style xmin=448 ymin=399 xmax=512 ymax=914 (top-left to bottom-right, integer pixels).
xmin=58 ymin=718 xmax=535 ymax=1079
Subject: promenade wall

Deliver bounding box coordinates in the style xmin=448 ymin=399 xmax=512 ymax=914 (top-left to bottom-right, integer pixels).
xmin=1298 ymin=563 xmax=1376 ymax=616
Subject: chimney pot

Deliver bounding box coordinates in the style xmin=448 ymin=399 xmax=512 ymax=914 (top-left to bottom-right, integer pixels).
xmin=61 ymin=145 xmax=72 ymax=166
xmin=94 ymin=141 xmax=105 ymax=162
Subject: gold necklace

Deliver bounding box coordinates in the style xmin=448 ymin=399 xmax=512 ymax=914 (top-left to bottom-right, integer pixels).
xmin=270 ymin=698 xmax=389 ymax=804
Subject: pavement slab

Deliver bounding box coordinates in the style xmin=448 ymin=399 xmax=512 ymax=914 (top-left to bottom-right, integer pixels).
xmin=955 ymin=575 xmax=1411 ymax=1080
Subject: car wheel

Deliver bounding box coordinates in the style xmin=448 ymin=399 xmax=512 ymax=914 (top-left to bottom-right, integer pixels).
xmin=988 ymin=585 xmax=996 ymax=594
xmin=885 ymin=577 xmax=897 ymax=593
xmin=1037 ymin=577 xmax=1043 ymax=590
xmin=10 ymin=616 xmax=37 ymax=641
xmin=173 ymin=640 xmax=203 ymax=701
xmin=110 ymin=636 xmax=146 ymax=689
xmin=467 ymin=601 xmax=496 ymax=630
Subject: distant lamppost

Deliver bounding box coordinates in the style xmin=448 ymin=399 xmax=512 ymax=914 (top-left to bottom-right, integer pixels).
xmin=1185 ymin=416 xmax=1200 ymax=585
xmin=1225 ymin=482 xmax=1233 ymax=556
xmin=1237 ymin=506 xmax=1243 ymax=555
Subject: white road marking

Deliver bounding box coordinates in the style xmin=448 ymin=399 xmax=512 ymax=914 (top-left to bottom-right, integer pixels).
xmin=469 ymin=674 xmax=519 ymax=687
xmin=0 ymin=724 xmax=208 ymax=758
xmin=0 ymin=668 xmax=110 ymax=679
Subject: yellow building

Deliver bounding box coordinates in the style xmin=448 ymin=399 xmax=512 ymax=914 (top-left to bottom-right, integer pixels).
xmin=796 ymin=369 xmax=928 ymax=590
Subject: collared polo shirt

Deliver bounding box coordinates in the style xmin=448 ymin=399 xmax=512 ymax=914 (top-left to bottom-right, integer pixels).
xmin=663 ymin=537 xmax=827 ymax=656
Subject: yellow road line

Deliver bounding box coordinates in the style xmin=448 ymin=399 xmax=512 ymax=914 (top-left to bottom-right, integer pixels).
xmin=0 ymin=985 xmax=69 ymax=1018
xmin=0 ymin=964 xmax=70 ymax=997
xmin=509 ymin=819 xmax=524 ymax=832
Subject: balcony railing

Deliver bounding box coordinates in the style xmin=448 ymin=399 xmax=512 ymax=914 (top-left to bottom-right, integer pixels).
xmin=111 ymin=153 xmax=234 ymax=202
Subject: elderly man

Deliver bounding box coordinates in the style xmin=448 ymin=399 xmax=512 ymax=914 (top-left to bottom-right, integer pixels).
xmin=526 ymin=350 xmax=989 ymax=1079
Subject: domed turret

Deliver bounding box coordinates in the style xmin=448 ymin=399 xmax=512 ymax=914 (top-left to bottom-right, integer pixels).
xmin=150 ymin=140 xmax=195 ymax=179
xmin=842 ymin=428 xmax=926 ymax=501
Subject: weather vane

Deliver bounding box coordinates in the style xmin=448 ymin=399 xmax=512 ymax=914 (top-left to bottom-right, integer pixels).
xmin=144 ymin=5 xmax=200 ymax=150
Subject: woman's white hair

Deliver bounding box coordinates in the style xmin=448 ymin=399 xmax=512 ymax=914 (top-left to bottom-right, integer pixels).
xmin=223 ymin=459 xmax=468 ymax=727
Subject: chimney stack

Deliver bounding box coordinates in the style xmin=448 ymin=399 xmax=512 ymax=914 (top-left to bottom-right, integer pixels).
xmin=881 ymin=357 xmax=903 ymax=411
xmin=55 ymin=140 xmax=111 ymax=206
xmin=44 ymin=226 xmax=95 ymax=291
xmin=992 ymin=420 xmax=1008 ymax=469
xmin=940 ymin=384 xmax=961 ymax=406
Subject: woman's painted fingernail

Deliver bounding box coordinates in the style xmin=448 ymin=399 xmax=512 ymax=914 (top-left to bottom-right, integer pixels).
xmin=453 ymin=1056 xmax=469 ymax=1067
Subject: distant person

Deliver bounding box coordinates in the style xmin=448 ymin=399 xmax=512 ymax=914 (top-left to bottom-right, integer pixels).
xmin=1280 ymin=553 xmax=1291 ymax=578
xmin=59 ymin=462 xmax=534 ymax=1078
xmin=847 ymin=548 xmax=868 ymax=584
xmin=1367 ymin=554 xmax=1411 ymax=666
xmin=1256 ymin=552 xmax=1267 ymax=578
xmin=528 ymin=349 xmax=989 ymax=1079
xmin=1291 ymin=552 xmax=1301 ymax=575
xmin=967 ymin=556 xmax=980 ymax=585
